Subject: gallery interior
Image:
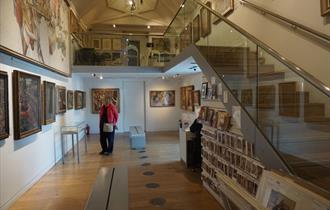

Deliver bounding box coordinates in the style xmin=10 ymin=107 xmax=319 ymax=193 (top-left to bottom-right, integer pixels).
xmin=0 ymin=0 xmax=329 ymax=209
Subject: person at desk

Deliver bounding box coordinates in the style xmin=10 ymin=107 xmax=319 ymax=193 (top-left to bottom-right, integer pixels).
xmin=99 ymin=97 xmax=119 ymax=155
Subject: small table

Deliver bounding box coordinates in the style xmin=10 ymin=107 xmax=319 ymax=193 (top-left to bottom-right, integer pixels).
xmin=61 ymin=121 xmax=88 ymax=164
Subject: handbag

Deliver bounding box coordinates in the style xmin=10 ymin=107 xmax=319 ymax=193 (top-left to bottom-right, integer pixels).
xmin=103 ymin=123 xmax=114 ymax=132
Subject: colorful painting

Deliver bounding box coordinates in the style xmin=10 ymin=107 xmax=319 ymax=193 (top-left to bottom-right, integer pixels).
xmin=201 ymin=2 xmax=212 ymax=37
xmin=56 ymin=86 xmax=66 ymax=114
xmin=150 ymin=90 xmax=175 ymax=107
xmin=91 ymin=88 xmax=120 ymax=113
xmin=212 ymin=0 xmax=234 ymax=24
xmin=0 ymin=0 xmax=70 ymax=75
xmin=193 ymin=15 xmax=200 ymax=43
xmin=12 ymin=70 xmax=41 ymax=140
xmin=43 ymin=81 xmax=56 ymax=125
xmin=67 ymin=90 xmax=73 ymax=110
xmin=0 ymin=71 xmax=9 ymax=140
xmin=74 ymin=90 xmax=84 ymax=110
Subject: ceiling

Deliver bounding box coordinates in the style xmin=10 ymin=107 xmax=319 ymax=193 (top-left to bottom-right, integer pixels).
xmin=70 ymin=0 xmax=184 ymax=35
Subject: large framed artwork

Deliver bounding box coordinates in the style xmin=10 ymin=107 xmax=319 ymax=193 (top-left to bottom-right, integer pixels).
xmin=91 ymin=88 xmax=120 ymax=113
xmin=193 ymin=90 xmax=201 ymax=106
xmin=56 ymin=86 xmax=66 ymax=114
xmin=321 ymin=0 xmax=330 ymax=16
xmin=0 ymin=71 xmax=9 ymax=140
xmin=0 ymin=0 xmax=70 ymax=76
xmin=193 ymin=15 xmax=200 ymax=43
xmin=212 ymin=0 xmax=234 ymax=24
xmin=201 ymin=2 xmax=212 ymax=37
xmin=12 ymin=70 xmax=42 ymax=140
xmin=67 ymin=90 xmax=74 ymax=110
xmin=74 ymin=90 xmax=84 ymax=110
xmin=150 ymin=90 xmax=175 ymax=107
xmin=43 ymin=81 xmax=56 ymax=125
xmin=257 ymin=85 xmax=275 ymax=109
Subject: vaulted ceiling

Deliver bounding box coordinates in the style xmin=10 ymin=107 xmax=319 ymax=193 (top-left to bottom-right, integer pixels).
xmin=70 ymin=0 xmax=184 ymax=35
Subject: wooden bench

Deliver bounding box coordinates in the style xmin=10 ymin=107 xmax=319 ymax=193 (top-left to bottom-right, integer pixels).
xmin=129 ymin=126 xmax=146 ymax=149
xmin=85 ymin=166 xmax=128 ymax=210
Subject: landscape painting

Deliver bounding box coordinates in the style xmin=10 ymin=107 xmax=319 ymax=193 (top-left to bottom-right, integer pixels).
xmin=91 ymin=88 xmax=120 ymax=113
xmin=13 ymin=70 xmax=41 ymax=140
xmin=43 ymin=81 xmax=56 ymax=125
xmin=0 ymin=71 xmax=9 ymax=140
xmin=150 ymin=90 xmax=175 ymax=107
xmin=57 ymin=86 xmax=66 ymax=114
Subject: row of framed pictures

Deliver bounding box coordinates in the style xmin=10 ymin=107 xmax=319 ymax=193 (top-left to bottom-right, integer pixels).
xmin=199 ymin=106 xmax=231 ymax=131
xmin=180 ymin=85 xmax=201 ymax=111
xmin=0 ymin=70 xmax=86 ymax=140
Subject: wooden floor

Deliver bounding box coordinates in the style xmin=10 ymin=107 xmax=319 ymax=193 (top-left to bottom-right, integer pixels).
xmin=10 ymin=132 xmax=223 ymax=210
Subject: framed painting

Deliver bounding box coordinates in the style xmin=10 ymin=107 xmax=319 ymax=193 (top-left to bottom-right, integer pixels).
xmin=212 ymin=0 xmax=234 ymax=24
xmin=193 ymin=90 xmax=201 ymax=106
xmin=257 ymin=85 xmax=275 ymax=109
xmin=180 ymin=87 xmax=186 ymax=110
xmin=193 ymin=15 xmax=200 ymax=43
xmin=56 ymin=86 xmax=66 ymax=114
xmin=241 ymin=89 xmax=253 ymax=106
xmin=216 ymin=111 xmax=231 ymax=131
xmin=0 ymin=71 xmax=9 ymax=140
xmin=12 ymin=70 xmax=42 ymax=140
xmin=201 ymin=1 xmax=212 ymax=37
xmin=74 ymin=90 xmax=84 ymax=110
xmin=201 ymin=82 xmax=208 ymax=99
xmin=92 ymin=39 xmax=101 ymax=50
xmin=185 ymin=85 xmax=195 ymax=112
xmin=67 ymin=90 xmax=74 ymax=110
xmin=82 ymin=92 xmax=87 ymax=108
xmin=279 ymin=82 xmax=299 ymax=117
xmin=91 ymin=88 xmax=120 ymax=113
xmin=321 ymin=0 xmax=330 ymax=16
xmin=180 ymin=23 xmax=192 ymax=52
xmin=150 ymin=90 xmax=175 ymax=107
xmin=43 ymin=81 xmax=56 ymax=125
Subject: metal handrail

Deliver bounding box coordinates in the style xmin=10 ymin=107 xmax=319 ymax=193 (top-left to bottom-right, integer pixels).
xmin=240 ymin=0 xmax=330 ymax=43
xmin=190 ymin=0 xmax=330 ymax=97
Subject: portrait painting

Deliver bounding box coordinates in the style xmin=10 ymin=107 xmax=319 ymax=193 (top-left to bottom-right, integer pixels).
xmin=67 ymin=90 xmax=74 ymax=110
xmin=150 ymin=90 xmax=175 ymax=107
xmin=56 ymin=86 xmax=66 ymax=114
xmin=267 ymin=190 xmax=296 ymax=210
xmin=193 ymin=90 xmax=201 ymax=106
xmin=43 ymin=81 xmax=56 ymax=125
xmin=91 ymin=88 xmax=120 ymax=113
xmin=201 ymin=2 xmax=212 ymax=37
xmin=212 ymin=0 xmax=234 ymax=24
xmin=193 ymin=15 xmax=200 ymax=43
xmin=0 ymin=71 xmax=9 ymax=140
xmin=241 ymin=89 xmax=253 ymax=106
xmin=216 ymin=111 xmax=231 ymax=131
xmin=12 ymin=70 xmax=41 ymax=140
xmin=74 ymin=90 xmax=84 ymax=110
xmin=258 ymin=85 xmax=275 ymax=109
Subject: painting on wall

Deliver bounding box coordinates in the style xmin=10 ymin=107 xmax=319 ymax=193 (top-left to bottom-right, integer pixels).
xmin=216 ymin=111 xmax=231 ymax=131
xmin=56 ymin=86 xmax=66 ymax=114
xmin=212 ymin=0 xmax=234 ymax=24
xmin=201 ymin=1 xmax=212 ymax=37
xmin=241 ymin=89 xmax=253 ymax=106
xmin=257 ymin=85 xmax=275 ymax=109
xmin=43 ymin=81 xmax=56 ymax=125
xmin=266 ymin=190 xmax=296 ymax=210
xmin=321 ymin=0 xmax=330 ymax=16
xmin=150 ymin=90 xmax=175 ymax=107
xmin=185 ymin=86 xmax=195 ymax=112
xmin=74 ymin=90 xmax=84 ymax=110
xmin=91 ymin=88 xmax=120 ymax=113
xmin=67 ymin=90 xmax=74 ymax=110
xmin=0 ymin=71 xmax=9 ymax=140
xmin=12 ymin=70 xmax=41 ymax=140
xmin=201 ymin=82 xmax=208 ymax=99
xmin=0 ymin=0 xmax=70 ymax=75
xmin=180 ymin=87 xmax=186 ymax=110
xmin=193 ymin=15 xmax=200 ymax=43
xmin=193 ymin=90 xmax=201 ymax=106
xmin=152 ymin=38 xmax=171 ymax=52
xmin=279 ymin=82 xmax=299 ymax=117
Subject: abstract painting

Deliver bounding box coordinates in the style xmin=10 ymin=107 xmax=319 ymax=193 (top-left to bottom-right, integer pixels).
xmin=212 ymin=0 xmax=234 ymax=24
xmin=201 ymin=1 xmax=212 ymax=37
xmin=43 ymin=81 xmax=56 ymax=125
xmin=91 ymin=88 xmax=120 ymax=113
xmin=0 ymin=71 xmax=9 ymax=140
xmin=74 ymin=90 xmax=84 ymax=110
xmin=193 ymin=15 xmax=200 ymax=43
xmin=12 ymin=70 xmax=41 ymax=140
xmin=150 ymin=90 xmax=175 ymax=107
xmin=67 ymin=90 xmax=74 ymax=110
xmin=56 ymin=86 xmax=66 ymax=114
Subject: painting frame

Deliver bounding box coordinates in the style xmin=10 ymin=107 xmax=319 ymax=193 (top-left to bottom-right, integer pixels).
xmin=257 ymin=85 xmax=275 ymax=109
xmin=193 ymin=15 xmax=200 ymax=43
xmin=193 ymin=90 xmax=201 ymax=106
xmin=56 ymin=86 xmax=67 ymax=114
xmin=241 ymin=89 xmax=253 ymax=107
xmin=91 ymin=88 xmax=120 ymax=114
xmin=12 ymin=70 xmax=42 ymax=140
xmin=201 ymin=1 xmax=212 ymax=37
xmin=149 ymin=90 xmax=176 ymax=107
xmin=212 ymin=0 xmax=234 ymax=24
xmin=43 ymin=81 xmax=56 ymax=125
xmin=185 ymin=85 xmax=195 ymax=112
xmin=321 ymin=0 xmax=330 ymax=16
xmin=0 ymin=71 xmax=9 ymax=140
xmin=201 ymin=82 xmax=208 ymax=99
xmin=74 ymin=90 xmax=84 ymax=110
xmin=67 ymin=90 xmax=74 ymax=110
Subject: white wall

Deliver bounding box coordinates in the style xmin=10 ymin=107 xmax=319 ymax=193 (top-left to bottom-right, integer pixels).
xmin=0 ymin=53 xmax=86 ymax=210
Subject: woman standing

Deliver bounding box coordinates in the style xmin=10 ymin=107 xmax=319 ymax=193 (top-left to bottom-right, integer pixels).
xmin=99 ymin=97 xmax=119 ymax=155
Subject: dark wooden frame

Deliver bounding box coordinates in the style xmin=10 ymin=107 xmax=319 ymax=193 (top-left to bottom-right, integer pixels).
xmin=193 ymin=15 xmax=200 ymax=43
xmin=0 ymin=71 xmax=9 ymax=140
xmin=43 ymin=81 xmax=56 ymax=125
xmin=91 ymin=88 xmax=120 ymax=113
xmin=321 ymin=0 xmax=330 ymax=16
xmin=12 ymin=70 xmax=42 ymax=140
xmin=74 ymin=90 xmax=84 ymax=110
xmin=56 ymin=86 xmax=67 ymax=114
xmin=201 ymin=1 xmax=212 ymax=37
xmin=149 ymin=90 xmax=176 ymax=107
xmin=67 ymin=90 xmax=74 ymax=110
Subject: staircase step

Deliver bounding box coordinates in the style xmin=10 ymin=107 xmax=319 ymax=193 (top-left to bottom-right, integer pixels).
xmin=253 ymin=71 xmax=285 ymax=81
xmin=304 ymin=103 xmax=325 ymax=119
xmin=304 ymin=116 xmax=330 ymax=123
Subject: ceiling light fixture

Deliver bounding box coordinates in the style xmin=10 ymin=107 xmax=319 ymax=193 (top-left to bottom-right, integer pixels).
xmin=113 ymin=24 xmax=116 ymax=28
xmin=181 ymin=4 xmax=185 ymax=8
xmin=147 ymin=25 xmax=151 ymax=29
xmin=99 ymin=74 xmax=103 ymax=80
xmin=129 ymin=0 xmax=133 ymax=5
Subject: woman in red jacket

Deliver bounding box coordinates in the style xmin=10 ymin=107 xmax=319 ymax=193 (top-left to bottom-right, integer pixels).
xmin=99 ymin=97 xmax=119 ymax=155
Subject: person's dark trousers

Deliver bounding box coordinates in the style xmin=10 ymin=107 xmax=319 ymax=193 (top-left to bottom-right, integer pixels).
xmin=104 ymin=128 xmax=115 ymax=153
xmin=100 ymin=129 xmax=108 ymax=152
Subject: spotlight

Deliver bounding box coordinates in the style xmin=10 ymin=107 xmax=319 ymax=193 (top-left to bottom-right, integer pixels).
xmin=129 ymin=0 xmax=133 ymax=5
xmin=113 ymin=24 xmax=116 ymax=28
xmin=147 ymin=25 xmax=150 ymax=29
xmin=181 ymin=4 xmax=185 ymax=8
